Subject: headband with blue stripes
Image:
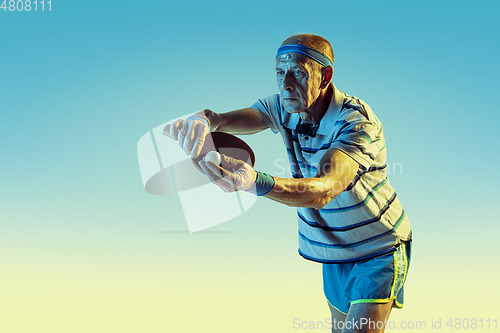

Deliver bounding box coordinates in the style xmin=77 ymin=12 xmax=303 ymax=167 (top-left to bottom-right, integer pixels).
xmin=275 ymin=44 xmax=333 ymax=67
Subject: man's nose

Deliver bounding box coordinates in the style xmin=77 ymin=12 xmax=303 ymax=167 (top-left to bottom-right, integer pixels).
xmin=283 ymin=73 xmax=295 ymax=91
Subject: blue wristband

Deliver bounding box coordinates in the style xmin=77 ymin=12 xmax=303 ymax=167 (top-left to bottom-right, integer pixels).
xmin=248 ymin=171 xmax=275 ymax=196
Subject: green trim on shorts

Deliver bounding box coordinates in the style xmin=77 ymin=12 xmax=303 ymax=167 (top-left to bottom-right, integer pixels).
xmin=350 ymin=298 xmax=394 ymax=305
xmin=349 ymin=242 xmax=408 ymax=309
xmin=350 ymin=297 xmax=403 ymax=309
xmin=394 ymin=299 xmax=403 ymax=308
xmin=328 ymin=299 xmax=348 ymax=315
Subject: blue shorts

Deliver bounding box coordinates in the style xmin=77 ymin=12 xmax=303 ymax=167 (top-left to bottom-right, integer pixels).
xmin=322 ymin=241 xmax=411 ymax=315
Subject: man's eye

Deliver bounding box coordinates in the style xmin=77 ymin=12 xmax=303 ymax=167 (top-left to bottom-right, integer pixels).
xmin=293 ymin=70 xmax=303 ymax=77
xmin=277 ymin=71 xmax=285 ymax=76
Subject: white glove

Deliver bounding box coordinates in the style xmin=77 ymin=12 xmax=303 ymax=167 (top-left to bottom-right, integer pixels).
xmin=198 ymin=154 xmax=257 ymax=192
xmin=163 ymin=110 xmax=211 ymax=158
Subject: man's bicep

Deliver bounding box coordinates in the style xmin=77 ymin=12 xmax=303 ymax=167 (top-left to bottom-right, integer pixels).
xmin=315 ymin=148 xmax=359 ymax=196
xmin=215 ymin=107 xmax=269 ymax=134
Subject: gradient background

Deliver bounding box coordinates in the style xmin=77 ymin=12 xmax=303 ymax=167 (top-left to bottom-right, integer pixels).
xmin=1 ymin=0 xmax=499 ymax=332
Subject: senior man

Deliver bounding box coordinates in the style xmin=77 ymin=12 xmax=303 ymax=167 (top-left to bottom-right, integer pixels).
xmin=165 ymin=33 xmax=412 ymax=333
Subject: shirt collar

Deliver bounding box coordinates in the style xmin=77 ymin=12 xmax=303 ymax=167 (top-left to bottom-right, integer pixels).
xmin=280 ymin=83 xmax=344 ymax=136
xmin=316 ymin=83 xmax=344 ymax=136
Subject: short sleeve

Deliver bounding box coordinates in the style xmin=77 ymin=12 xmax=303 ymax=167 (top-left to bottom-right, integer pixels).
xmin=250 ymin=95 xmax=281 ymax=134
xmin=330 ymin=118 xmax=383 ymax=170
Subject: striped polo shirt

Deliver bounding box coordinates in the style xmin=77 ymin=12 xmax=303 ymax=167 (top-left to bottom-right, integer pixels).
xmin=250 ymin=83 xmax=412 ymax=263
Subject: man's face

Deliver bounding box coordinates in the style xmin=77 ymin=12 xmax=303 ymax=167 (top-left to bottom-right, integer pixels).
xmin=275 ymin=53 xmax=322 ymax=114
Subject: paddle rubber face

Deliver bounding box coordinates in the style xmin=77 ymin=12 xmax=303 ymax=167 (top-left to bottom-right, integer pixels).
xmin=191 ymin=132 xmax=255 ymax=172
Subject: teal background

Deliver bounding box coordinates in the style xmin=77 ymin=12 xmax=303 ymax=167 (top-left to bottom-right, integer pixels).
xmin=1 ymin=1 xmax=499 ymax=332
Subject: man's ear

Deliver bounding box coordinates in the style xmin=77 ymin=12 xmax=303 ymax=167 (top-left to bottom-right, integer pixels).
xmin=321 ymin=66 xmax=334 ymax=88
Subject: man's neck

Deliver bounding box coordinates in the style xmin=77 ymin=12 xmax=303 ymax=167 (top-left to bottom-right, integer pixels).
xmin=299 ymin=84 xmax=334 ymax=125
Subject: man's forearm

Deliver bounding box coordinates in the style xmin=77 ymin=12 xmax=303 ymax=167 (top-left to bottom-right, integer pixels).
xmin=262 ymin=149 xmax=358 ymax=209
xmin=204 ymin=108 xmax=268 ymax=135
xmin=264 ymin=176 xmax=337 ymax=210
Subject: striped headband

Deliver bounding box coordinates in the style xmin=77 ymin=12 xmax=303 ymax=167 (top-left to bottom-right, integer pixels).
xmin=275 ymin=44 xmax=333 ymax=67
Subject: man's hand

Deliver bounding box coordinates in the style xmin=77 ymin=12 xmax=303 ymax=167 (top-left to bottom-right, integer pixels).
xmin=163 ymin=110 xmax=210 ymax=159
xmin=198 ymin=154 xmax=257 ymax=192
xmin=163 ymin=108 xmax=268 ymax=159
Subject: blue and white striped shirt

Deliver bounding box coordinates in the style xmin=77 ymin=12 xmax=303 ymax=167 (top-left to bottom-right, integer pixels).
xmin=251 ymin=84 xmax=412 ymax=263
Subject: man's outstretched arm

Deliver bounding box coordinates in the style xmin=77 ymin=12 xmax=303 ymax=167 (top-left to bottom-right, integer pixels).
xmin=199 ymin=148 xmax=358 ymax=210
xmin=209 ymin=108 xmax=269 ymax=135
